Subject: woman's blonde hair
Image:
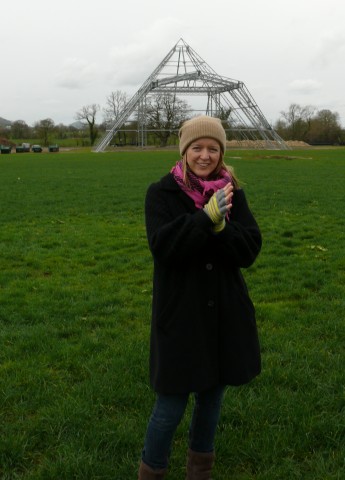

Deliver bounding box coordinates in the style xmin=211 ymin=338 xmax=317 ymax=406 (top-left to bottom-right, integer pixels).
xmin=181 ymin=151 xmax=240 ymax=189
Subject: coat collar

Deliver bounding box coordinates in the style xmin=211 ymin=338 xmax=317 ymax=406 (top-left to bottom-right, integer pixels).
xmin=159 ymin=173 xmax=196 ymax=210
xmin=159 ymin=172 xmax=181 ymax=191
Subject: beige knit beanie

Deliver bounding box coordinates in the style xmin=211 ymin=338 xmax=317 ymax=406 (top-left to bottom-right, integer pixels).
xmin=179 ymin=116 xmax=226 ymax=155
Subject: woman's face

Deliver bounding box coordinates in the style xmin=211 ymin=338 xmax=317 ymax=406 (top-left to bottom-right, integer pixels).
xmin=185 ymin=138 xmax=221 ymax=179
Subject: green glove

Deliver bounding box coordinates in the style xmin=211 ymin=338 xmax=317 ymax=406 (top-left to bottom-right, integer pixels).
xmin=203 ymin=189 xmax=227 ymax=233
xmin=213 ymin=217 xmax=226 ymax=233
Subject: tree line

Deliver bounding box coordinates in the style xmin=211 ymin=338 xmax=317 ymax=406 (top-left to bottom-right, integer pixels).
xmin=274 ymin=104 xmax=344 ymax=145
xmin=1 ymin=91 xmax=344 ymax=147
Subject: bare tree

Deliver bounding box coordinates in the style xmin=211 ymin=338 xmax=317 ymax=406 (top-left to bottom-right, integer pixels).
xmin=145 ymin=94 xmax=191 ymax=147
xmin=75 ymin=104 xmax=100 ymax=146
xmin=103 ymin=91 xmax=129 ymax=145
xmin=34 ymin=118 xmax=55 ymax=146
xmin=308 ymin=109 xmax=342 ymax=144
xmin=10 ymin=120 xmax=31 ymax=139
xmin=103 ymin=90 xmax=128 ymax=125
xmin=279 ymin=103 xmax=316 ymax=140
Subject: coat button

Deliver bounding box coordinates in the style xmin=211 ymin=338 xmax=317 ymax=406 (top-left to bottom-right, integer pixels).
xmin=206 ymin=263 xmax=213 ymax=270
xmin=207 ymin=300 xmax=215 ymax=307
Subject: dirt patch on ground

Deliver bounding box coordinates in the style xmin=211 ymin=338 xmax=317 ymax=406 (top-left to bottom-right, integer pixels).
xmin=285 ymin=140 xmax=311 ymax=147
xmin=226 ymin=139 xmax=310 ymax=149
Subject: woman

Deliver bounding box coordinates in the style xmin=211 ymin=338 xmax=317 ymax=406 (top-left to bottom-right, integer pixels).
xmin=138 ymin=116 xmax=262 ymax=479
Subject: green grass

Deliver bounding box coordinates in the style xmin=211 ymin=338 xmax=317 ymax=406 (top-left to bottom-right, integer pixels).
xmin=0 ymin=149 xmax=344 ymax=479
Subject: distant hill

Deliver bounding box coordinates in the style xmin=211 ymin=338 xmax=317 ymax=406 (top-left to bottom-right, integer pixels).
xmin=0 ymin=117 xmax=12 ymax=127
xmin=69 ymin=121 xmax=86 ymax=129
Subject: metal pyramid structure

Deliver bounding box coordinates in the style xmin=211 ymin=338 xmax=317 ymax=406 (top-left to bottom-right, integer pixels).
xmin=93 ymin=38 xmax=288 ymax=152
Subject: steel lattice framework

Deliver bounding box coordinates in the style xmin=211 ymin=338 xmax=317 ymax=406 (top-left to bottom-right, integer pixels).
xmin=93 ymin=38 xmax=288 ymax=152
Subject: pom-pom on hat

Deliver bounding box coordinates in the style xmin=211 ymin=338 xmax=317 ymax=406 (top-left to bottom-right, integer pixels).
xmin=179 ymin=115 xmax=226 ymax=155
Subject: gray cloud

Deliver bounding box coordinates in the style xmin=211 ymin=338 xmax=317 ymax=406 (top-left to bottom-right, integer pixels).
xmin=56 ymin=58 xmax=99 ymax=89
xmin=314 ymin=30 xmax=345 ymax=67
xmin=288 ymin=79 xmax=322 ymax=94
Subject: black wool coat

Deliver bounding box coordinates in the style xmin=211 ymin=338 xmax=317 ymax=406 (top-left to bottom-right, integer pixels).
xmin=145 ymin=173 xmax=262 ymax=394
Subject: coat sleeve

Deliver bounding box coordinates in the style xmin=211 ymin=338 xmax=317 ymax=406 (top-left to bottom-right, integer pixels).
xmin=216 ymin=188 xmax=262 ymax=268
xmin=145 ymin=182 xmax=213 ymax=264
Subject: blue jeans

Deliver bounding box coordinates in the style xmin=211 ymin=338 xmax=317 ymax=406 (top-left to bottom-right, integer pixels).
xmin=141 ymin=385 xmax=226 ymax=469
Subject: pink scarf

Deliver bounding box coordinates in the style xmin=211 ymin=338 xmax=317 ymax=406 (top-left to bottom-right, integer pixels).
xmin=171 ymin=160 xmax=232 ymax=209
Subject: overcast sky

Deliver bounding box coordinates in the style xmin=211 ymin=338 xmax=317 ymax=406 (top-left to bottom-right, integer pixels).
xmin=1 ymin=0 xmax=345 ymax=127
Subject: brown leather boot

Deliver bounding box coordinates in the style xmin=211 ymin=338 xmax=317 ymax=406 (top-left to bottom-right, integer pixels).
xmin=138 ymin=460 xmax=167 ymax=479
xmin=186 ymin=448 xmax=215 ymax=480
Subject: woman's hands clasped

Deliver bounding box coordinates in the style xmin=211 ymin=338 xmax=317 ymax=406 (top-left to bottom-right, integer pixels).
xmin=203 ymin=183 xmax=234 ymax=233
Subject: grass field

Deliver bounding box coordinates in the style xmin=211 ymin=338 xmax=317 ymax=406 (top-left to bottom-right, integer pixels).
xmin=0 ymin=148 xmax=344 ymax=479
